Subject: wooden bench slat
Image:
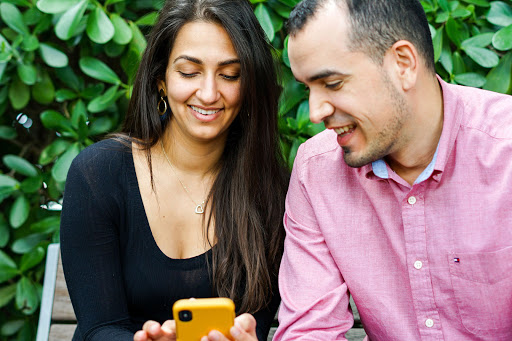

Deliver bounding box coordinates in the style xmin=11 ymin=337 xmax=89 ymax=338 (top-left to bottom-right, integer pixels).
xmin=52 ymin=253 xmax=75 ymax=321
xmin=49 ymin=324 xmax=77 ymax=341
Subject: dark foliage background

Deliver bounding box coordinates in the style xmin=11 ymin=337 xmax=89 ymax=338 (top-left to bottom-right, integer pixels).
xmin=0 ymin=0 xmax=511 ymax=338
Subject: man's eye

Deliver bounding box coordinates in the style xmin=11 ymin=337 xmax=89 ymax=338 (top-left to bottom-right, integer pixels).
xmin=178 ymin=71 xmax=197 ymax=78
xmin=325 ymin=81 xmax=343 ymax=90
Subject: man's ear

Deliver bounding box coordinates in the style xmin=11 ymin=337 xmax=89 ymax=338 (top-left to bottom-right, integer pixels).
xmin=386 ymin=40 xmax=419 ymax=91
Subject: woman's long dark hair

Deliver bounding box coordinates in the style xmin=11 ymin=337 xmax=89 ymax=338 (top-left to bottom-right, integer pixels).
xmin=120 ymin=0 xmax=289 ymax=313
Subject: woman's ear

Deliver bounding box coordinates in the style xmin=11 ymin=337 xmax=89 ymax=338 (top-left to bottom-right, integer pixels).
xmin=386 ymin=40 xmax=419 ymax=91
xmin=157 ymin=80 xmax=167 ymax=95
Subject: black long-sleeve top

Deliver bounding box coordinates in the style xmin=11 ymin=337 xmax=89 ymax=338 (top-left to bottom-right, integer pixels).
xmin=60 ymin=139 xmax=279 ymax=341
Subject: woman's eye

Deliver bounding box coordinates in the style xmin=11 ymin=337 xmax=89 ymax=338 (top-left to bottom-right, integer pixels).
xmin=326 ymin=81 xmax=343 ymax=90
xmin=178 ymin=71 xmax=197 ymax=78
xmin=221 ymin=74 xmax=240 ymax=81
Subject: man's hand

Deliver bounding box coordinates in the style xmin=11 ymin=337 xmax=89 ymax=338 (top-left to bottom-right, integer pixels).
xmin=133 ymin=320 xmax=176 ymax=341
xmin=201 ymin=313 xmax=258 ymax=341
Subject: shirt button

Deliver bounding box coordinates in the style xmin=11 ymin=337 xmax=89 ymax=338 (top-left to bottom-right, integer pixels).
xmin=425 ymin=319 xmax=434 ymax=328
xmin=414 ymin=260 xmax=423 ymax=269
xmin=408 ymin=196 xmax=417 ymax=205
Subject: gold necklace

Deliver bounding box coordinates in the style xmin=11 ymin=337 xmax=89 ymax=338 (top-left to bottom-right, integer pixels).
xmin=160 ymin=140 xmax=206 ymax=214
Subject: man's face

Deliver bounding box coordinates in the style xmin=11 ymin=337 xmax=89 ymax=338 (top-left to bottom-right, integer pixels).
xmin=288 ymin=2 xmax=412 ymax=168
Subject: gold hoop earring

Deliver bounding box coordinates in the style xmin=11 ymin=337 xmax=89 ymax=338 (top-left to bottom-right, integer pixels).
xmin=158 ymin=89 xmax=167 ymax=116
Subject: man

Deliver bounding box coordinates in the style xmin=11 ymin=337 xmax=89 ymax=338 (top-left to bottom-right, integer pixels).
xmin=275 ymin=0 xmax=512 ymax=340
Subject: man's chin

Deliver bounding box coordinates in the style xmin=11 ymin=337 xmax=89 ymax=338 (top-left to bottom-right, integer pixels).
xmin=342 ymin=148 xmax=374 ymax=168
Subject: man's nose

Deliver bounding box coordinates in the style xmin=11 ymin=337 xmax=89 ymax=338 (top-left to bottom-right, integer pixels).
xmin=309 ymin=91 xmax=335 ymax=123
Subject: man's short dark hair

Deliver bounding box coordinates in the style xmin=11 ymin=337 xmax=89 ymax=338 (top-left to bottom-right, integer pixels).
xmin=287 ymin=0 xmax=436 ymax=73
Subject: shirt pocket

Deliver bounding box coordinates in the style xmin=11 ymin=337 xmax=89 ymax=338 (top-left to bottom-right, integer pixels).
xmin=448 ymin=246 xmax=512 ymax=336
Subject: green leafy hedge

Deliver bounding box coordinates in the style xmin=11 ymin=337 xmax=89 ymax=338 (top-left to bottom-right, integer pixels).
xmin=0 ymin=0 xmax=511 ymax=338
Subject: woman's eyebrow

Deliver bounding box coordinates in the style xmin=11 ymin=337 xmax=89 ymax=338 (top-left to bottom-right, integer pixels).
xmin=173 ymin=55 xmax=240 ymax=66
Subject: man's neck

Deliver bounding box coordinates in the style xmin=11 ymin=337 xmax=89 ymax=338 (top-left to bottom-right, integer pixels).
xmin=387 ymin=76 xmax=444 ymax=185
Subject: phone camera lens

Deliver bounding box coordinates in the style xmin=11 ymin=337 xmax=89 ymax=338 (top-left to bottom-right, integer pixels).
xmin=178 ymin=310 xmax=192 ymax=322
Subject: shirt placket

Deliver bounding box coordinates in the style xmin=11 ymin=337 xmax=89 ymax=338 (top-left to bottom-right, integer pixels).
xmin=401 ymin=183 xmax=444 ymax=340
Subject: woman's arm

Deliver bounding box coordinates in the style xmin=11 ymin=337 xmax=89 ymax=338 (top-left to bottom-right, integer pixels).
xmin=60 ymin=144 xmax=134 ymax=340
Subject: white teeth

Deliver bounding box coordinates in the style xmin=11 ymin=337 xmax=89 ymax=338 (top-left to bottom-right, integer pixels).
xmin=334 ymin=124 xmax=355 ymax=135
xmin=190 ymin=105 xmax=221 ymax=115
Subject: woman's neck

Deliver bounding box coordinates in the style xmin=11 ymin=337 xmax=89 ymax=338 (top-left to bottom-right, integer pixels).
xmin=159 ymin=129 xmax=226 ymax=179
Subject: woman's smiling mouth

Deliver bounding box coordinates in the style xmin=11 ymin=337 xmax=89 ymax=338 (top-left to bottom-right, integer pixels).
xmin=190 ymin=105 xmax=222 ymax=116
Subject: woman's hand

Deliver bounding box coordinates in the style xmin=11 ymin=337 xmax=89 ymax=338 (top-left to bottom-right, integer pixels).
xmin=201 ymin=313 xmax=258 ymax=341
xmin=133 ymin=320 xmax=176 ymax=341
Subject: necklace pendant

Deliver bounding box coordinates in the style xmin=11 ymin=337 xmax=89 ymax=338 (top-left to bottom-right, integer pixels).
xmin=195 ymin=204 xmax=204 ymax=214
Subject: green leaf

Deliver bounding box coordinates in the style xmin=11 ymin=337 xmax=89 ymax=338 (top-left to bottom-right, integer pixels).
xmin=15 ymin=277 xmax=39 ymax=314
xmin=21 ymin=35 xmax=39 ymax=52
xmin=0 ymin=174 xmax=19 ymax=188
xmin=2 ymin=155 xmax=38 ymax=177
xmin=461 ymin=0 xmax=490 ymax=6
xmin=8 ymin=77 xmax=30 ymax=110
xmin=55 ymin=0 xmax=88 ymax=40
xmin=0 ymin=126 xmax=17 ymax=140
xmin=0 ymin=215 xmax=9 ymax=247
xmin=487 ymin=1 xmax=512 ymax=27
xmin=461 ymin=32 xmax=494 ymax=48
xmin=296 ymin=100 xmax=310 ymax=129
xmin=39 ymin=139 xmax=71 ymax=165
xmin=254 ymin=4 xmax=275 ymax=41
xmin=89 ymin=117 xmax=113 ymax=135
xmin=55 ymin=89 xmax=78 ymax=102
xmin=9 ymin=195 xmax=30 ymax=228
xmin=433 ymin=27 xmax=443 ymax=62
xmin=40 ymin=110 xmax=73 ymax=132
xmin=279 ymin=68 xmax=306 ymax=116
xmin=86 ymin=7 xmax=115 ymax=44
xmin=51 ymin=142 xmax=80 ymax=182
xmin=288 ymin=138 xmax=301 ymax=169
xmin=0 ymin=3 xmax=29 ymax=35
xmin=11 ymin=233 xmax=46 ymax=254
xmin=39 ymin=43 xmax=68 ymax=68
xmin=30 ymin=216 xmax=60 ymax=234
xmin=55 ymin=67 xmax=82 ymax=91
xmin=87 ymin=84 xmax=119 ymax=113
xmin=451 ymin=8 xmax=472 ymax=18
xmin=20 ymin=175 xmax=42 ymax=194
xmin=484 ymin=51 xmax=512 ymax=93
xmin=135 ymin=12 xmax=158 ymax=26
xmin=32 ymin=70 xmax=55 ymax=104
xmin=452 ymin=51 xmax=466 ymax=74
xmin=23 ymin=5 xmax=42 ymax=25
xmin=128 ymin=21 xmax=147 ymax=55
xmin=71 ymin=99 xmax=87 ymax=128
xmin=492 ymin=24 xmax=512 ymax=50
xmin=445 ymin=17 xmax=463 ymax=47
xmin=36 ymin=0 xmax=80 ymax=14
xmin=464 ymin=46 xmax=500 ymax=68
xmin=0 ymin=284 xmax=17 ymax=308
xmin=454 ymin=72 xmax=486 ymax=87
xmin=19 ymin=246 xmax=44 ymax=272
xmin=0 ymin=249 xmax=16 ymax=270
xmin=440 ymin=38 xmax=454 ymax=74
xmin=306 ymin=122 xmax=325 ymax=136
xmin=111 ymin=13 xmax=132 ymax=45
xmin=16 ymin=64 xmax=33 ymax=85
xmin=0 ymin=320 xmax=24 ymax=336
xmin=79 ymin=56 xmax=120 ymax=84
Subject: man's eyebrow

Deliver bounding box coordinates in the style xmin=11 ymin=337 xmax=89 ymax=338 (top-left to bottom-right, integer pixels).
xmin=173 ymin=55 xmax=240 ymax=66
xmin=307 ymin=70 xmax=347 ymax=83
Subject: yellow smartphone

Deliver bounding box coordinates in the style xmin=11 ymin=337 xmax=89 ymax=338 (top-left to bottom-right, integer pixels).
xmin=173 ymin=297 xmax=235 ymax=341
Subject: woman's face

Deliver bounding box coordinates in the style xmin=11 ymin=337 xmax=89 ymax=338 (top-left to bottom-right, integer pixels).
xmin=159 ymin=21 xmax=242 ymax=145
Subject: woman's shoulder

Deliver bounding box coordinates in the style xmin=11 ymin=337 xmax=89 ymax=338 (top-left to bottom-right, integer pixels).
xmin=70 ymin=138 xmax=132 ymax=176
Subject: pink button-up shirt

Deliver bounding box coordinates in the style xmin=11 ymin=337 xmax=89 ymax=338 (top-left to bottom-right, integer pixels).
xmin=275 ymin=79 xmax=512 ymax=340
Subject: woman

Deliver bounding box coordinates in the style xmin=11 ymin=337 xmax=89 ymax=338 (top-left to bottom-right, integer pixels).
xmin=59 ymin=0 xmax=288 ymax=340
